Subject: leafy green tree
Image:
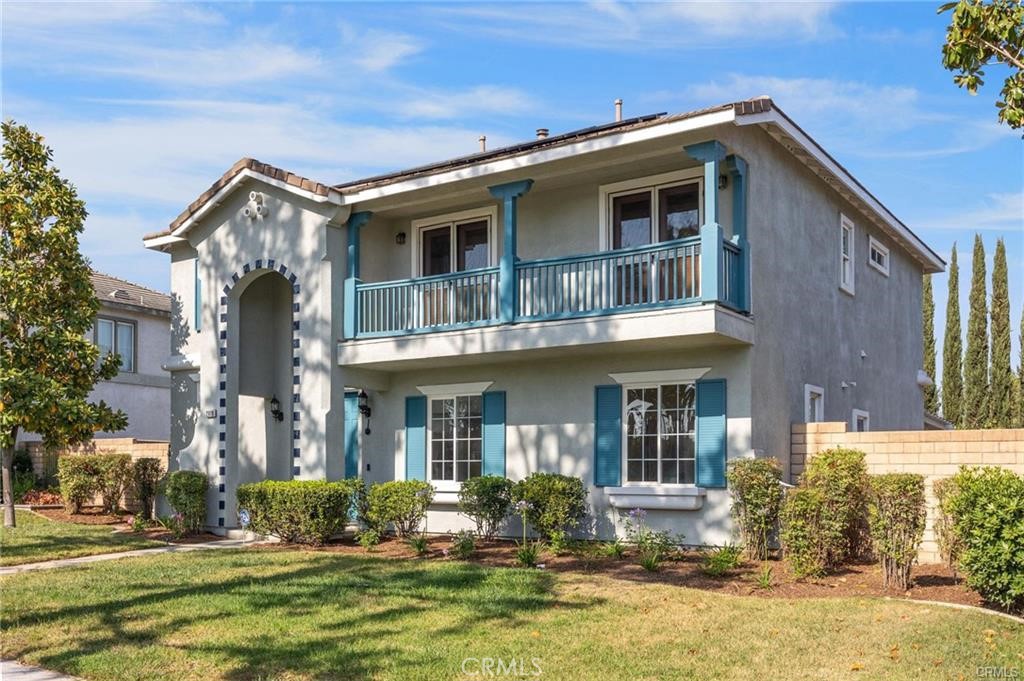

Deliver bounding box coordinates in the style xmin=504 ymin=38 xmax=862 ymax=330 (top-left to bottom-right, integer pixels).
xmin=0 ymin=121 xmax=126 ymax=527
xmin=1018 ymin=306 xmax=1024 ymax=427
xmin=942 ymin=244 xmax=964 ymax=426
xmin=988 ymin=238 xmax=1013 ymax=427
xmin=923 ymin=274 xmax=940 ymax=414
xmin=940 ymin=0 xmax=1024 ymax=131
xmin=963 ymin=235 xmax=989 ymax=429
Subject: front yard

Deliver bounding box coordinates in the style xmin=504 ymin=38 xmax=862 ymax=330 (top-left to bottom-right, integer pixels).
xmin=2 ymin=548 xmax=1021 ymax=681
xmin=0 ymin=510 xmax=161 ymax=566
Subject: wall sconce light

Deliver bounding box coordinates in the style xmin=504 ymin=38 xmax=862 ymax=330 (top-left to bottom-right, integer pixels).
xmin=358 ymin=389 xmax=372 ymax=435
xmin=718 ymin=174 xmax=728 ymax=190
xmin=395 ymin=232 xmax=407 ymax=245
xmin=269 ymin=394 xmax=284 ymax=422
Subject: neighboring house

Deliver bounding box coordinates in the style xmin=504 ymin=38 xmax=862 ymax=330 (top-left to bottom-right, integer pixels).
xmin=144 ymin=96 xmax=943 ymax=542
xmin=16 ymin=272 xmax=173 ymax=446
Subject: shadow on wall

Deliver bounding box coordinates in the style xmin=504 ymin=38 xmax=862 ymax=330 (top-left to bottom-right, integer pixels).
xmin=169 ymin=292 xmax=197 ymax=475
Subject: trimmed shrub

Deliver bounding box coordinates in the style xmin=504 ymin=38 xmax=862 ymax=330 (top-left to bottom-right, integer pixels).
xmin=933 ymin=477 xmax=962 ymax=575
xmin=511 ymin=473 xmax=587 ymax=541
xmin=943 ymin=467 xmax=1024 ymax=611
xmin=727 ymin=457 xmax=784 ymax=560
xmin=364 ymin=480 xmax=433 ymax=537
xmin=868 ymin=473 xmax=926 ymax=591
xmin=801 ymin=447 xmax=870 ymax=566
xmin=94 ymin=453 xmax=131 ymax=514
xmin=164 ymin=470 xmax=209 ymax=533
xmin=12 ymin=471 xmax=35 ymax=503
xmin=458 ymin=475 xmax=513 ymax=539
xmin=237 ymin=479 xmax=360 ymax=545
xmin=132 ymin=458 xmax=164 ymax=521
xmin=449 ymin=530 xmax=476 ymax=560
xmin=780 ymin=487 xmax=827 ymax=577
xmin=57 ymin=455 xmax=100 ymax=513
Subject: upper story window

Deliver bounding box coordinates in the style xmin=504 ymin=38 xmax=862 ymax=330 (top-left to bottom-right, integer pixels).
xmin=804 ymin=384 xmax=824 ymax=423
xmin=868 ymin=236 xmax=890 ymax=277
xmin=839 ymin=214 xmax=855 ymax=295
xmin=623 ymin=382 xmax=696 ymax=484
xmin=94 ymin=317 xmax=135 ymax=373
xmin=601 ymin=170 xmax=703 ymax=251
xmin=412 ymin=208 xmax=496 ymax=277
xmin=429 ymin=394 xmax=482 ymax=483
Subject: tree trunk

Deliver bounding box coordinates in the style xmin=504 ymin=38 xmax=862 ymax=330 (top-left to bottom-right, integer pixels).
xmin=2 ymin=427 xmax=18 ymax=527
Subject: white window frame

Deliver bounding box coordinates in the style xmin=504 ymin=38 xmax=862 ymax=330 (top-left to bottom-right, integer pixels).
xmin=852 ymin=409 xmax=870 ymax=432
xmin=620 ymin=380 xmax=698 ymax=487
xmin=804 ymin=384 xmax=825 ymax=423
xmin=425 ymin=390 xmax=485 ymax=491
xmin=839 ymin=214 xmax=855 ymax=295
xmin=93 ymin=316 xmax=137 ymax=374
xmin=410 ymin=206 xmax=498 ymax=277
xmin=867 ymin=236 xmax=890 ymax=277
xmin=598 ymin=168 xmax=704 ymax=251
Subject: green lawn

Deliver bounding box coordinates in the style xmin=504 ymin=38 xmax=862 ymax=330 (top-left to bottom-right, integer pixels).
xmin=0 ymin=510 xmax=162 ymax=566
xmin=1 ymin=549 xmax=1020 ymax=681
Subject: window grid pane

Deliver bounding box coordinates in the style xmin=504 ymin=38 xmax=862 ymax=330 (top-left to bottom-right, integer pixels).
xmin=116 ymin=322 xmax=135 ymax=372
xmin=625 ymin=383 xmax=696 ymax=484
xmin=429 ymin=395 xmax=483 ymax=482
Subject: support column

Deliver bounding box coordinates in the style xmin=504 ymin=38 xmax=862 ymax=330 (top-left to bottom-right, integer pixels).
xmin=725 ymin=154 xmax=749 ymax=312
xmin=342 ymin=211 xmax=373 ymax=340
xmin=487 ymin=179 xmax=533 ymax=324
xmin=684 ymin=141 xmax=728 ymax=304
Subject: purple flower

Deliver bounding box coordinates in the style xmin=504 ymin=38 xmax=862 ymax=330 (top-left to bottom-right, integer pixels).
xmin=513 ymin=500 xmax=532 ymax=514
xmin=628 ymin=508 xmax=647 ymax=521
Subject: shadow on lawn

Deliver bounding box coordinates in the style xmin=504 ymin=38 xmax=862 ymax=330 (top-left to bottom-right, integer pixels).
xmin=6 ymin=551 xmax=600 ymax=681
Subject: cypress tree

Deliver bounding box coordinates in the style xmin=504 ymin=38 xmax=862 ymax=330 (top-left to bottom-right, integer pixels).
xmin=1018 ymin=307 xmax=1024 ymax=427
xmin=922 ymin=274 xmax=939 ymax=414
xmin=988 ymin=239 xmax=1012 ymax=427
xmin=942 ymin=244 xmax=963 ymax=426
xmin=962 ymin=235 xmax=989 ymax=429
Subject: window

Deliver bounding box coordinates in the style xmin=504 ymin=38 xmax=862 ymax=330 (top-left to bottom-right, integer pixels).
xmin=852 ymin=409 xmax=870 ymax=432
xmin=94 ymin=317 xmax=135 ymax=373
xmin=623 ymin=383 xmax=696 ymax=484
xmin=804 ymin=384 xmax=824 ymax=423
xmin=868 ymin=236 xmax=890 ymax=277
xmin=429 ymin=394 xmax=482 ymax=483
xmin=839 ymin=214 xmax=855 ymax=295
xmin=610 ymin=181 xmax=700 ymax=249
xmin=413 ymin=208 xmax=495 ymax=276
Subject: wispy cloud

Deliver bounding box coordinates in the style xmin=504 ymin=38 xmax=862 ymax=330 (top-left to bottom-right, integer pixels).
xmin=342 ymin=26 xmax=424 ymax=72
xmin=918 ymin=192 xmax=1024 ymax=232
xmin=398 ymin=85 xmax=536 ymax=120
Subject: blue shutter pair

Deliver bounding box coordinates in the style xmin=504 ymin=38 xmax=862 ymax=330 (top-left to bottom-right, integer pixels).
xmin=405 ymin=392 xmax=506 ymax=480
xmin=593 ymin=380 xmax=727 ymax=488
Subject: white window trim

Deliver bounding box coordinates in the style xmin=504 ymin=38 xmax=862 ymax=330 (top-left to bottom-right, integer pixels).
xmin=598 ymin=168 xmax=704 ymax=251
xmin=94 ymin=316 xmax=137 ymax=374
xmin=852 ymin=408 xmax=870 ymax=432
xmin=608 ymin=367 xmax=710 ymax=384
xmin=839 ymin=214 xmax=855 ymax=296
xmin=425 ymin=392 xmax=485 ymax=491
xmin=867 ymin=236 xmax=890 ymax=277
xmin=620 ymin=380 xmax=698 ymax=488
xmin=410 ymin=206 xmax=498 ymax=277
xmin=417 ymin=381 xmax=493 ymax=397
xmin=804 ymin=383 xmax=825 ymax=423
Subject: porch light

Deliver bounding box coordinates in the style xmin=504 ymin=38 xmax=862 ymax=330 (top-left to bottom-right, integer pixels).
xmin=395 ymin=232 xmax=407 ymax=245
xmin=269 ymin=395 xmax=284 ymax=422
xmin=358 ymin=390 xmax=372 ymax=435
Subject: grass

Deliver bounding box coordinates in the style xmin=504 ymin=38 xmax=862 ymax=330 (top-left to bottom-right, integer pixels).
xmin=0 ymin=510 xmax=161 ymax=566
xmin=1 ymin=548 xmax=1021 ymax=681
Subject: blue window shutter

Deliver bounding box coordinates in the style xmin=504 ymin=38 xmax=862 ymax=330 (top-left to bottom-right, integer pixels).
xmin=405 ymin=395 xmax=427 ymax=481
xmin=696 ymin=379 xmax=727 ymax=488
xmin=344 ymin=391 xmax=359 ymax=478
xmin=594 ymin=385 xmax=622 ymax=487
xmin=482 ymin=391 xmax=506 ymax=477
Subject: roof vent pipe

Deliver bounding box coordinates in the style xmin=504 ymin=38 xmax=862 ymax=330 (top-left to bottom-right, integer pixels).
xmin=614 ymin=98 xmax=623 ymax=122
xmin=536 ymin=128 xmax=549 ymax=139
xmin=479 ymin=135 xmax=487 ymax=152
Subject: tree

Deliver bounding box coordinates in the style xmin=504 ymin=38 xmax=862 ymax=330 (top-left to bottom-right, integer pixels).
xmin=923 ymin=274 xmax=940 ymax=414
xmin=942 ymin=244 xmax=964 ymax=426
xmin=940 ymin=0 xmax=1024 ymax=131
xmin=988 ymin=238 xmax=1013 ymax=426
xmin=0 ymin=121 xmax=126 ymax=527
xmin=1018 ymin=306 xmax=1024 ymax=427
xmin=963 ymin=235 xmax=989 ymax=429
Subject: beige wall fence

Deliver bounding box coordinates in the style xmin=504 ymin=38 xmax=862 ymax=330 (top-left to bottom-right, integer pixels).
xmin=791 ymin=423 xmax=1024 ymax=564
xmin=24 ymin=438 xmax=169 ymax=512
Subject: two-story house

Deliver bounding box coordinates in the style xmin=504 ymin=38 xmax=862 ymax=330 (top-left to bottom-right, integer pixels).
xmin=144 ymin=97 xmax=943 ymax=542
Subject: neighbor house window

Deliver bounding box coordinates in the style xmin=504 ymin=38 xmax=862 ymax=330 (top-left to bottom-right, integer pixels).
xmin=94 ymin=317 xmax=135 ymax=373
xmin=868 ymin=236 xmax=890 ymax=277
xmin=804 ymin=384 xmax=824 ymax=423
xmin=414 ymin=209 xmax=494 ymax=277
xmin=609 ymin=180 xmax=701 ymax=249
xmin=852 ymin=409 xmax=870 ymax=432
xmin=623 ymin=383 xmax=696 ymax=484
xmin=839 ymin=214 xmax=855 ymax=295
xmin=429 ymin=394 xmax=482 ymax=482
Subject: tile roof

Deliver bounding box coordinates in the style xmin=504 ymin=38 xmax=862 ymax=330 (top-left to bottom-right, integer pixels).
xmin=91 ymin=270 xmax=172 ymax=314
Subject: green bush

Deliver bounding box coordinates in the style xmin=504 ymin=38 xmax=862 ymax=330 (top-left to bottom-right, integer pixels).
xmin=163 ymin=470 xmax=208 ymax=533
xmin=57 ymin=455 xmax=100 ymax=513
xmin=511 ymin=473 xmax=587 ymax=541
xmin=94 ymin=453 xmax=131 ymax=514
xmin=780 ymin=487 xmax=827 ymax=578
xmin=623 ymin=507 xmax=679 ymax=572
xmin=12 ymin=448 xmax=33 ymax=475
xmin=801 ymin=448 xmax=870 ymax=567
xmin=449 ymin=530 xmax=476 ymax=560
xmin=868 ymin=473 xmax=926 ymax=591
xmin=702 ymin=544 xmax=744 ymax=577
xmin=364 ymin=480 xmax=433 ymax=537
xmin=457 ymin=475 xmax=513 ymax=539
xmin=237 ymin=479 xmax=359 ymax=545
xmin=132 ymin=458 xmax=164 ymax=521
xmin=727 ymin=457 xmax=784 ymax=560
xmin=933 ymin=477 xmax=962 ymax=575
xmin=12 ymin=471 xmax=35 ymax=503
xmin=943 ymin=467 xmax=1024 ymax=611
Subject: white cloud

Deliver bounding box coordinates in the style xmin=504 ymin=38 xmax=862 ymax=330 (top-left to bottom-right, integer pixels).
xmin=918 ymin=192 xmax=1024 ymax=232
xmin=349 ymin=29 xmax=424 ymax=72
xmin=398 ymin=85 xmax=536 ymax=120
xmin=2 ymin=1 xmax=224 ymax=29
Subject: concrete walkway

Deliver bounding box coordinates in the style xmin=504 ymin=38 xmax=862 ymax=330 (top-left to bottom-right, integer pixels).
xmin=0 ymin=539 xmax=249 ymax=576
xmin=1 ymin=660 xmax=80 ymax=681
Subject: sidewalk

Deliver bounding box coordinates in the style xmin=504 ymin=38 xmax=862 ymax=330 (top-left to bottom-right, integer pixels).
xmin=1 ymin=660 xmax=80 ymax=681
xmin=0 ymin=539 xmax=249 ymax=576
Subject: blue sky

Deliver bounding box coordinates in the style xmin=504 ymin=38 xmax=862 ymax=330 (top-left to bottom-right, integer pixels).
xmin=3 ymin=1 xmax=1022 ymax=373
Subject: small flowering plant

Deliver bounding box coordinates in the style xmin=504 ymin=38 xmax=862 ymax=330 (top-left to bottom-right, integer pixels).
xmin=157 ymin=512 xmax=186 ymax=540
xmin=514 ymin=500 xmax=543 ymax=567
xmin=623 ymin=507 xmax=681 ymax=571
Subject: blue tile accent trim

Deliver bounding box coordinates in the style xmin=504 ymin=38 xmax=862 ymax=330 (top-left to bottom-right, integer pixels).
xmin=293 ymin=448 xmax=301 ymax=458
xmin=219 ymin=500 xmax=225 ymax=510
xmin=218 ymin=517 xmax=225 ymax=527
xmin=292 ymin=466 xmax=301 ymax=476
xmin=219 ymin=483 xmax=225 ymax=493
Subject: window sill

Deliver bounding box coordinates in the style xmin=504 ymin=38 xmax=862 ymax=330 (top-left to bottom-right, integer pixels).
xmin=430 ymin=484 xmax=461 ymax=506
xmin=606 ymin=485 xmax=706 ymax=511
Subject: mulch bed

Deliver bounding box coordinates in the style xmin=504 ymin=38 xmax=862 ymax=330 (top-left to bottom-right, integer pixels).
xmin=31 ymin=507 xmax=221 ymax=544
xmin=251 ymin=535 xmax=991 ymax=611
